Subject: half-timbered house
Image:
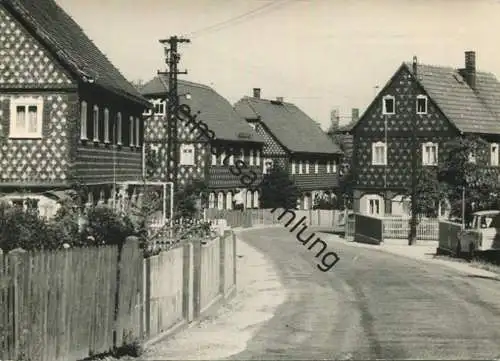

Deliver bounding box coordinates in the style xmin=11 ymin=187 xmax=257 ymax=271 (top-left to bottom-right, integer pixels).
xmin=0 ymin=0 xmax=151 ymax=217
xmin=140 ymin=77 xmax=265 ymax=210
xmin=350 ymin=51 xmax=500 ymax=217
xmin=234 ymin=88 xmax=343 ymax=210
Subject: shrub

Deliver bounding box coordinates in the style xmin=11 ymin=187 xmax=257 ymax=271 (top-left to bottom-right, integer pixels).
xmin=81 ymin=206 xmax=136 ymax=247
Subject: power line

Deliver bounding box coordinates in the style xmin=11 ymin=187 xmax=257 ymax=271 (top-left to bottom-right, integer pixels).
xmin=187 ymin=0 xmax=291 ymax=38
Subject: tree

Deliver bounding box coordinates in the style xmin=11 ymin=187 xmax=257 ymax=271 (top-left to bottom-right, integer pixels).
xmin=175 ymin=179 xmax=208 ymax=219
xmin=260 ymin=165 xmax=300 ymax=209
xmin=438 ymin=135 xmax=499 ymax=222
xmin=408 ymin=166 xmax=446 ymax=218
xmin=338 ymin=160 xmax=354 ymax=210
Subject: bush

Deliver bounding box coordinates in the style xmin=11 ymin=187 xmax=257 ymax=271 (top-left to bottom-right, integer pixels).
xmin=81 ymin=206 xmax=136 ymax=247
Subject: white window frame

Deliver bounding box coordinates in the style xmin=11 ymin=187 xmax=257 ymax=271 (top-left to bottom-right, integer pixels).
xmin=416 ymin=95 xmax=428 ymax=115
xmin=180 ymin=143 xmax=195 ymax=165
xmin=252 ymin=190 xmax=259 ymax=208
xmin=382 ymin=95 xmax=395 ymax=115
xmin=256 ymin=150 xmax=261 ymax=166
xmin=326 ymin=161 xmax=331 ymax=173
xmin=305 ymin=160 xmax=310 ymax=174
xmin=220 ymin=150 xmax=226 ymax=166
xmin=9 ymin=96 xmax=44 ymax=139
xmin=80 ymin=100 xmax=87 ymax=140
xmin=116 ymin=112 xmax=122 ymax=145
xmin=211 ymin=148 xmax=217 ymax=165
xmin=208 ymin=192 xmax=216 ymax=209
xmin=135 ymin=117 xmax=140 ymax=146
xmin=249 ymin=149 xmax=254 ymax=166
xmin=422 ymin=141 xmax=438 ymax=166
xmin=263 ymin=158 xmax=273 ymax=175
xmin=129 ymin=116 xmax=135 ymax=147
xmin=366 ymin=195 xmax=382 ymax=216
xmin=298 ymin=160 xmax=303 ymax=174
xmin=332 ymin=160 xmax=337 ymax=173
xmin=291 ymin=161 xmax=296 ymax=175
xmin=372 ymin=141 xmax=387 ymax=166
xmin=491 ymin=143 xmax=499 ymax=166
xmin=93 ymin=105 xmax=99 ymax=142
xmin=217 ymin=192 xmax=224 ymax=210
xmin=104 ymin=108 xmax=110 ymax=143
xmin=246 ymin=190 xmax=252 ymax=208
xmin=226 ymin=192 xmax=233 ymax=210
xmin=241 ymin=148 xmax=245 ymax=161
xmin=314 ymin=160 xmax=319 ymax=174
xmin=153 ymin=99 xmax=166 ymax=116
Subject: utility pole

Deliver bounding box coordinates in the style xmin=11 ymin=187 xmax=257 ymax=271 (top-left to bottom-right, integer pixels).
xmin=409 ymin=55 xmax=418 ymax=246
xmin=158 ymin=36 xmax=190 ymax=215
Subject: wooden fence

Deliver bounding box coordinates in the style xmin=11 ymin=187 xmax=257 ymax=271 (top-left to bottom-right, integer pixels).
xmin=354 ymin=214 xmax=384 ymax=244
xmin=382 ymin=217 xmax=439 ymax=240
xmin=0 ymin=231 xmax=237 ymax=361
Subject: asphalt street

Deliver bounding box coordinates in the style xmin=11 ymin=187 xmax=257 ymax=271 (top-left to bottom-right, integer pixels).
xmin=226 ymin=227 xmax=500 ymax=360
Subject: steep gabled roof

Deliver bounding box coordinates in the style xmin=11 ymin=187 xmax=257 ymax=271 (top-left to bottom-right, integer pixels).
xmin=234 ymin=97 xmax=343 ymax=155
xmin=140 ymin=76 xmax=264 ymax=143
xmin=351 ymin=59 xmax=500 ymax=135
xmin=3 ymin=0 xmax=150 ymax=107
xmin=406 ymin=62 xmax=500 ymax=134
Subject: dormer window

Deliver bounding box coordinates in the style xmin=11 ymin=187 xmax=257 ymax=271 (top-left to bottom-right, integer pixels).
xmin=153 ymin=99 xmax=166 ymax=115
xmin=382 ymin=95 xmax=395 ymax=115
xmin=416 ymin=95 xmax=428 ymax=114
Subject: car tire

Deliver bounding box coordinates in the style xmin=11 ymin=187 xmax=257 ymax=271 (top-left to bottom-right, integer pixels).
xmin=468 ymin=242 xmax=475 ymax=261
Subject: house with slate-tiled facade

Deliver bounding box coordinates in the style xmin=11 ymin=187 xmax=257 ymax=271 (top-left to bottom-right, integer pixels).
xmin=234 ymin=88 xmax=343 ymax=210
xmin=140 ymin=77 xmax=265 ymax=210
xmin=0 ymin=0 xmax=151 ymax=217
xmin=350 ymin=51 xmax=500 ymax=217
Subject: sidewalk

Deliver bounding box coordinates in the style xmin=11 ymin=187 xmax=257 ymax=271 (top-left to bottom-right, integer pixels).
xmin=319 ymin=232 xmax=500 ymax=279
xmin=139 ymin=232 xmax=287 ymax=360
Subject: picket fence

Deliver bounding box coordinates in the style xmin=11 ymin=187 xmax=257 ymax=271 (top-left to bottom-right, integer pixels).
xmin=0 ymin=230 xmax=236 ymax=361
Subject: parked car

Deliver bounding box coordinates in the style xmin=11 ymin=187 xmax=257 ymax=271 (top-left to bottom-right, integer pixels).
xmin=457 ymin=210 xmax=500 ymax=258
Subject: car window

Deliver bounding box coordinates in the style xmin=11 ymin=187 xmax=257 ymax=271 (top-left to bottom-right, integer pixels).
xmin=481 ymin=216 xmax=493 ymax=228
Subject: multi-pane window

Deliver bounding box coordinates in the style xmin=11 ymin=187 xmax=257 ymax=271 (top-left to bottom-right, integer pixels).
xmin=180 ymin=144 xmax=195 ymax=165
xmin=416 ymin=95 xmax=428 ymax=114
xmin=372 ymin=141 xmax=387 ymax=165
xmin=422 ymin=142 xmax=438 ymax=166
xmin=249 ymin=149 xmax=254 ymax=165
xmin=314 ymin=161 xmax=319 ymax=174
xmin=368 ymin=197 xmax=381 ymax=216
xmin=104 ymin=108 xmax=110 ymax=143
xmin=256 ymin=150 xmax=261 ymax=166
xmin=491 ymin=143 xmax=499 ymax=166
xmin=10 ymin=97 xmax=44 ymax=139
xmin=298 ymin=161 xmax=303 ymax=174
xmin=382 ymin=95 xmax=395 ymax=115
xmin=116 ymin=112 xmax=122 ymax=145
xmin=93 ymin=105 xmax=99 ymax=141
xmin=80 ymin=101 xmax=87 ymax=140
xmin=305 ymin=160 xmax=310 ymax=174
xmin=153 ymin=99 xmax=166 ymax=115
xmin=291 ymin=161 xmax=296 ymax=174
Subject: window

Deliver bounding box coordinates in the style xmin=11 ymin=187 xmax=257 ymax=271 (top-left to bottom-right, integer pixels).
xmin=180 ymin=144 xmax=195 ymax=165
xmin=226 ymin=192 xmax=233 ymax=210
xmin=104 ymin=108 xmax=110 ymax=143
xmin=10 ymin=97 xmax=44 ymax=138
xmin=217 ymin=192 xmax=224 ymax=210
xmin=371 ymin=141 xmax=387 ymax=165
xmin=263 ymin=158 xmax=273 ymax=174
xmin=129 ymin=116 xmax=135 ymax=146
xmin=468 ymin=151 xmax=476 ymax=164
xmin=80 ymin=101 xmax=88 ymax=140
xmin=298 ymin=161 xmax=303 ymax=174
xmin=314 ymin=161 xmax=319 ymax=174
xmin=93 ymin=105 xmax=99 ymax=141
xmin=291 ymin=161 xmax=296 ymax=174
xmin=382 ymin=95 xmax=395 ymax=115
xmin=116 ymin=112 xmax=122 ymax=145
xmin=491 ymin=143 xmax=499 ymax=166
xmin=241 ymin=148 xmax=245 ymax=161
xmin=326 ymin=161 xmax=331 ymax=173
xmin=367 ymin=196 xmax=382 ymax=216
xmin=211 ymin=149 xmax=217 ymax=165
xmin=253 ymin=190 xmax=259 ymax=208
xmin=305 ymin=160 xmax=310 ymax=174
xmin=135 ymin=118 xmax=140 ymax=146
xmin=246 ymin=191 xmax=252 ymax=208
xmin=256 ymin=150 xmax=261 ymax=166
xmin=153 ymin=99 xmax=166 ymax=115
xmin=220 ymin=150 xmax=226 ymax=165
xmin=422 ymin=142 xmax=438 ymax=166
xmin=332 ymin=160 xmax=337 ymax=173
xmin=416 ymin=95 xmax=428 ymax=114
xmin=249 ymin=149 xmax=254 ymax=165
xmin=208 ymin=192 xmax=216 ymax=208
xmin=229 ymin=150 xmax=234 ymax=165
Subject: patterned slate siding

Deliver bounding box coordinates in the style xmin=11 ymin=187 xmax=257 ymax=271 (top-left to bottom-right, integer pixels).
xmin=0 ymin=92 xmax=74 ymax=184
xmin=0 ymin=5 xmax=75 ymax=89
xmin=353 ymin=66 xmax=457 ymax=190
xmin=291 ymin=162 xmax=339 ymax=191
xmin=254 ymin=122 xmax=287 ymax=156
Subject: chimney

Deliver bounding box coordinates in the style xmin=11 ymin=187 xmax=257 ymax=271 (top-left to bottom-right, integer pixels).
xmin=329 ymin=109 xmax=340 ymax=133
xmin=253 ymin=88 xmax=261 ymax=99
xmin=464 ymin=51 xmax=476 ymax=90
xmin=351 ymin=108 xmax=360 ymax=123
xmin=412 ymin=55 xmax=418 ymax=77
xmin=276 ymin=96 xmax=284 ymax=103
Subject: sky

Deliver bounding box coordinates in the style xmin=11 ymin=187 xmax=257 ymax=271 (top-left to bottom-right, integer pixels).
xmin=57 ymin=0 xmax=500 ymax=130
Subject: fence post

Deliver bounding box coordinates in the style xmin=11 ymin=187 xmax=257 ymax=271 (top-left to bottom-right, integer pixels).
xmin=219 ymin=234 xmax=226 ymax=297
xmin=182 ymin=242 xmax=194 ymax=323
xmin=8 ymin=248 xmax=29 ymax=361
xmin=192 ymin=240 xmax=202 ymax=320
xmin=232 ymin=232 xmax=237 ymax=290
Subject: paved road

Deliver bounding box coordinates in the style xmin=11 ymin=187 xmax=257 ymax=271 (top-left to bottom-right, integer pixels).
xmin=226 ymin=227 xmax=500 ymax=360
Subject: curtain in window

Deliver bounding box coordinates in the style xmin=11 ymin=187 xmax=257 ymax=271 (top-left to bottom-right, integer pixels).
xmin=16 ymin=106 xmax=25 ymax=130
xmin=28 ymin=106 xmax=37 ymax=133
